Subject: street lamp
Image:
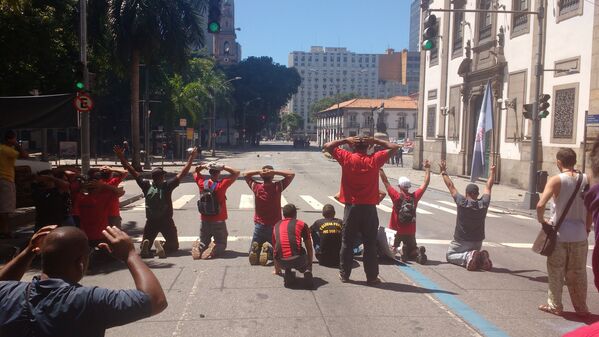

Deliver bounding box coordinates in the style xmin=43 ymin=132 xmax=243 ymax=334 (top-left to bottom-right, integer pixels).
xmin=242 ymin=97 xmax=262 ymax=147
xmin=210 ymin=76 xmax=242 ymax=157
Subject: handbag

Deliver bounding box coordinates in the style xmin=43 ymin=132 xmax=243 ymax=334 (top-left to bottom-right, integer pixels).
xmin=532 ymin=172 xmax=583 ymax=256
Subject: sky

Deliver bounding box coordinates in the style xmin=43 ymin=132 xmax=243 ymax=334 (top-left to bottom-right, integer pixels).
xmin=235 ymin=0 xmax=413 ymax=66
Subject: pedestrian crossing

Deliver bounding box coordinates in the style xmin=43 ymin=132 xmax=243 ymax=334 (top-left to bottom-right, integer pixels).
xmin=125 ymin=193 xmax=534 ymax=221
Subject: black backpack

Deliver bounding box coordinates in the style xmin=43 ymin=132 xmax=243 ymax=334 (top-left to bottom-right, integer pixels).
xmin=197 ymin=180 xmax=219 ymax=216
xmin=394 ymin=192 xmax=416 ymax=224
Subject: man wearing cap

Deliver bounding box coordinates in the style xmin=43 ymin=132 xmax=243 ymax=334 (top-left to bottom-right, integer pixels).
xmin=439 ymin=160 xmax=495 ymax=271
xmin=244 ymin=165 xmax=295 ymax=268
xmin=192 ymin=162 xmax=240 ymax=259
xmin=324 ymin=135 xmax=400 ymax=285
xmin=114 ymin=145 xmax=198 ymax=258
xmin=379 ymin=160 xmax=431 ymax=264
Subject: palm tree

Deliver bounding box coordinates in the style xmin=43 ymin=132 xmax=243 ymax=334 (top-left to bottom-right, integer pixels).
xmin=107 ymin=0 xmax=205 ymax=169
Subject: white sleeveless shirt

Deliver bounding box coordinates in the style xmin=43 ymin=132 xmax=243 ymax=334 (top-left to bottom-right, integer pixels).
xmin=550 ymin=172 xmax=588 ymax=242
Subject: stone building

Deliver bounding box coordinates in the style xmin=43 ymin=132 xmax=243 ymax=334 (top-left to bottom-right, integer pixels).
xmin=415 ymin=0 xmax=598 ymax=189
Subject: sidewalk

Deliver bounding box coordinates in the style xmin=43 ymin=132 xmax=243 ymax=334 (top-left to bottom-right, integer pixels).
xmin=381 ymin=155 xmax=535 ymax=216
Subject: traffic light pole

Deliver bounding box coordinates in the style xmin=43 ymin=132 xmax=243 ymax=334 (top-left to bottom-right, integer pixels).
xmin=524 ymin=5 xmax=545 ymax=209
xmin=79 ymin=0 xmax=90 ymax=175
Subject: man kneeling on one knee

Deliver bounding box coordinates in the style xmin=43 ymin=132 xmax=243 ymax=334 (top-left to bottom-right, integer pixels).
xmin=439 ymin=160 xmax=495 ymax=271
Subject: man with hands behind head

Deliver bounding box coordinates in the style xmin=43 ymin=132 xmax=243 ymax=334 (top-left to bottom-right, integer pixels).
xmin=0 ymin=225 xmax=167 ymax=337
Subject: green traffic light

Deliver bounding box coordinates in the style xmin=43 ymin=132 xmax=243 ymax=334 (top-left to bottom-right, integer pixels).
xmin=76 ymin=82 xmax=84 ymax=90
xmin=539 ymin=111 xmax=549 ymax=119
xmin=208 ymin=22 xmax=220 ymax=33
xmin=422 ymin=40 xmax=434 ymax=50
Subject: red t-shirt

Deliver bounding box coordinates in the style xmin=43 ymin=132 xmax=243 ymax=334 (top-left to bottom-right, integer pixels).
xmin=387 ymin=186 xmax=424 ymax=235
xmin=563 ymin=322 xmax=599 ymax=337
xmin=273 ymin=218 xmax=310 ymax=259
xmin=196 ymin=175 xmax=235 ymax=222
xmin=76 ymin=191 xmax=112 ymax=241
xmin=104 ymin=176 xmax=124 ymax=217
xmin=249 ymin=178 xmax=291 ymax=227
xmin=332 ymin=147 xmax=389 ymax=205
xmin=69 ymin=180 xmax=81 ymax=216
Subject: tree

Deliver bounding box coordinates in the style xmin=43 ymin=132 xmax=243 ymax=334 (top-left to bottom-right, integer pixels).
xmin=107 ymin=0 xmax=205 ymax=169
xmin=309 ymin=92 xmax=359 ymax=122
xmin=226 ymin=57 xmax=301 ymax=144
xmin=280 ymin=113 xmax=303 ymax=134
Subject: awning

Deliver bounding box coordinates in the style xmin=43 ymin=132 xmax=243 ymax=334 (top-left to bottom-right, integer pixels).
xmin=0 ymin=93 xmax=77 ymax=128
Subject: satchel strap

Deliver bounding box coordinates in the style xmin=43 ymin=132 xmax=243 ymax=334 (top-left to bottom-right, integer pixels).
xmin=554 ymin=172 xmax=584 ymax=231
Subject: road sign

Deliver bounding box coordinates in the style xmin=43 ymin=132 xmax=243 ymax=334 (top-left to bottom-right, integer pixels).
xmin=586 ymin=114 xmax=599 ymax=125
xmin=186 ymin=127 xmax=194 ymax=140
xmin=73 ymin=92 xmax=94 ymax=112
xmin=179 ymin=118 xmax=187 ymax=127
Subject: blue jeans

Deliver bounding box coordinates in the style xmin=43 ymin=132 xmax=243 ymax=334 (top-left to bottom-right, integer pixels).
xmin=250 ymin=223 xmax=273 ymax=252
xmin=446 ymin=240 xmax=482 ymax=266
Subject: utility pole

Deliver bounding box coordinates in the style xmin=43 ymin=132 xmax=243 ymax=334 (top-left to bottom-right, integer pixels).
xmin=79 ymin=0 xmax=90 ymax=174
xmin=143 ymin=66 xmax=151 ymax=169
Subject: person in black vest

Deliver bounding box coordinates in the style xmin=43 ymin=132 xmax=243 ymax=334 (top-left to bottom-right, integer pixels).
xmin=114 ymin=145 xmax=197 ymax=258
xmin=310 ymin=204 xmax=343 ymax=267
xmin=273 ymin=204 xmax=314 ymax=289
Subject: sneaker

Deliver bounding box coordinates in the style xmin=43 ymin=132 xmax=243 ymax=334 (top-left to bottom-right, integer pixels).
xmin=416 ymin=246 xmax=427 ymax=265
xmin=339 ymin=273 xmax=350 ymax=283
xmin=191 ymin=239 xmax=203 ymax=260
xmin=304 ymin=271 xmax=314 ymax=290
xmin=367 ymin=277 xmax=382 ymax=286
xmin=353 ymin=246 xmax=363 ymax=256
xmin=140 ymin=239 xmax=153 ymax=258
xmin=284 ymin=269 xmax=296 ymax=288
xmin=259 ymin=242 xmax=271 ymax=266
xmin=154 ymin=240 xmax=166 ymax=259
xmin=200 ymin=242 xmax=216 ymax=259
xmin=249 ymin=241 xmax=260 ymax=265
xmin=479 ymin=250 xmax=492 ymax=271
xmin=466 ymin=250 xmax=481 ymax=271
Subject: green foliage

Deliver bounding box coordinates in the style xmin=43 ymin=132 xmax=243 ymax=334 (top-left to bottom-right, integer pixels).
xmin=280 ymin=113 xmax=303 ymax=134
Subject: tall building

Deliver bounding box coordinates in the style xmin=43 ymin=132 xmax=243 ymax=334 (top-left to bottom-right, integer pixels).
xmin=288 ymin=47 xmax=418 ymax=137
xmin=416 ymin=0 xmax=598 ymax=191
xmin=409 ymin=0 xmax=421 ymax=51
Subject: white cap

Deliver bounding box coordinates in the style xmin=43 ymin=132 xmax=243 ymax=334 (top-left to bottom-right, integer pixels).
xmin=397 ymin=177 xmax=411 ymax=190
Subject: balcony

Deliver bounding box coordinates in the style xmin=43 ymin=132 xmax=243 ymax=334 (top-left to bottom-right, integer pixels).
xmin=346 ymin=122 xmax=360 ymax=128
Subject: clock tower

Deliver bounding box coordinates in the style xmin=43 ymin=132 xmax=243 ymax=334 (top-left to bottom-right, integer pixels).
xmin=212 ymin=0 xmax=241 ymax=65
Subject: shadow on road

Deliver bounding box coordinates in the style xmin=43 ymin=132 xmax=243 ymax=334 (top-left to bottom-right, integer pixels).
xmin=561 ymin=312 xmax=599 ymax=324
xmin=491 ymin=267 xmax=548 ymax=283
xmin=346 ymin=279 xmax=457 ymax=295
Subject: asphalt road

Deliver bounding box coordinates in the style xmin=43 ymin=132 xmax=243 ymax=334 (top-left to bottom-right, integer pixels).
xmin=42 ymin=143 xmax=598 ymax=337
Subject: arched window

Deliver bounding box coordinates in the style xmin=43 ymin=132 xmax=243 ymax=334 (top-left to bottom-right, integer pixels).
xmin=224 ymin=41 xmax=230 ymax=55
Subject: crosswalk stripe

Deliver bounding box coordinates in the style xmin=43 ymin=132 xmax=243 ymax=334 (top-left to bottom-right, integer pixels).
xmin=418 ymin=201 xmax=457 ymax=215
xmin=300 ymin=195 xmax=323 ymax=210
xmin=509 ymin=214 xmax=533 ymax=220
xmin=173 ymin=195 xmax=195 ymax=209
xmin=132 ymin=202 xmax=145 ymax=211
xmin=376 ymin=204 xmax=393 ymax=212
xmin=239 ymin=194 xmax=254 ymax=209
xmin=436 ymin=200 xmax=500 ymax=218
xmin=281 ymin=195 xmax=288 ymax=207
xmin=328 ymin=196 xmax=345 ymax=207
xmin=381 ymin=198 xmax=433 ymax=215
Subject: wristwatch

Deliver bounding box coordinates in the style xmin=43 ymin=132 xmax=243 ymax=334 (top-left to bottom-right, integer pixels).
xmin=441 ymin=172 xmax=448 ymax=176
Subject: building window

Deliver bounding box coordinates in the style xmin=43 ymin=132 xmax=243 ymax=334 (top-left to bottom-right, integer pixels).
xmin=426 ymin=105 xmax=436 ymax=138
xmin=452 ymin=10 xmax=464 ymax=57
xmin=557 ymin=0 xmax=583 ymax=22
xmin=511 ymin=0 xmax=530 ymax=37
xmin=478 ymin=0 xmax=492 ymax=42
xmin=398 ymin=116 xmax=406 ymax=129
xmin=552 ymin=85 xmax=578 ymax=142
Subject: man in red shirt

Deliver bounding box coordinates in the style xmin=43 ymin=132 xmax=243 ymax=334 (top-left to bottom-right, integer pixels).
xmin=380 ymin=161 xmax=430 ymax=264
xmin=192 ymin=162 xmax=240 ymax=259
xmin=324 ymin=135 xmax=400 ymax=285
xmin=244 ymin=165 xmax=295 ymax=267
xmin=273 ymin=204 xmax=314 ymax=289
xmin=99 ymin=166 xmax=128 ymax=228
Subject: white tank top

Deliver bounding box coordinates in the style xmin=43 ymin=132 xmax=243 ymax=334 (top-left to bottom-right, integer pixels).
xmin=550 ymin=172 xmax=588 ymax=242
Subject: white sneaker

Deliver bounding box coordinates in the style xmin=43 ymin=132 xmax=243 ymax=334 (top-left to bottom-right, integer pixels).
xmin=154 ymin=240 xmax=166 ymax=259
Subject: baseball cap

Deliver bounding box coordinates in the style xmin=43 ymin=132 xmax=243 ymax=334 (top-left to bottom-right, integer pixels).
xmin=466 ymin=183 xmax=479 ymax=195
xmin=398 ymin=177 xmax=411 ymax=190
xmin=151 ymin=167 xmax=166 ymax=178
xmin=207 ymin=162 xmax=224 ymax=171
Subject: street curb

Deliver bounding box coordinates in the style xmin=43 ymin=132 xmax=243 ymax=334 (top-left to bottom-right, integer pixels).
xmin=119 ymin=194 xmax=144 ymax=207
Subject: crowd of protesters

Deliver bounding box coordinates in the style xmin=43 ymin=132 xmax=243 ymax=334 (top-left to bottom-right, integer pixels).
xmin=3 ymin=126 xmax=599 ymax=335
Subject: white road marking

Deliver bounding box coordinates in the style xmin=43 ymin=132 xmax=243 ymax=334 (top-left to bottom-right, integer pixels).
xmin=172 ymin=269 xmax=203 ymax=337
xmin=328 ymin=196 xmax=345 ymax=207
xmin=132 ymin=201 xmax=145 ymax=211
xmin=418 ymin=201 xmax=457 ymax=215
xmin=436 ymin=200 xmax=500 ymax=218
xmin=381 ymin=197 xmax=433 ymax=214
xmin=300 ymin=195 xmax=323 ymax=210
xmin=488 ymin=206 xmax=508 ymax=214
xmin=509 ymin=214 xmax=534 ymax=220
xmin=281 ymin=195 xmax=288 ymax=207
xmin=376 ymin=204 xmax=393 ymax=212
xmin=173 ymin=194 xmax=195 ymax=209
xmin=239 ymin=194 xmax=254 ymax=209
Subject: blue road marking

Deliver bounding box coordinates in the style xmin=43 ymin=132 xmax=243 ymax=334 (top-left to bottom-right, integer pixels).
xmin=396 ymin=262 xmax=511 ymax=337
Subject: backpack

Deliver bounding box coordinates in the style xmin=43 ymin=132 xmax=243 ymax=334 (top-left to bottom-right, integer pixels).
xmin=394 ymin=192 xmax=416 ymax=224
xmin=197 ymin=180 xmax=219 ymax=216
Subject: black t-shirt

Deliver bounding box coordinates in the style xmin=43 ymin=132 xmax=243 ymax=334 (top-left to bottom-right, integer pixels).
xmin=453 ymin=193 xmax=490 ymax=242
xmin=32 ymin=184 xmax=70 ymax=225
xmin=135 ymin=177 xmax=179 ymax=220
xmin=310 ymin=218 xmax=343 ymax=266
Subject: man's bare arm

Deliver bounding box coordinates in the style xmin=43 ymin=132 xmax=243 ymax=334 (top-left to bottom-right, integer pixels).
xmin=370 ymin=137 xmax=401 ymax=157
xmin=419 ymin=160 xmax=431 ymax=192
xmin=114 ymin=145 xmax=140 ymax=179
xmin=379 ymin=169 xmax=393 ymax=189
xmin=483 ymin=165 xmax=497 ymax=195
xmin=537 ymin=176 xmax=558 ymax=223
xmin=177 ymin=147 xmax=198 ymax=180
xmin=0 ymin=226 xmax=56 ymax=281
xmin=438 ymin=160 xmax=458 ymax=198
xmin=222 ymin=165 xmax=241 ymax=180
xmin=323 ymin=137 xmax=356 ymax=154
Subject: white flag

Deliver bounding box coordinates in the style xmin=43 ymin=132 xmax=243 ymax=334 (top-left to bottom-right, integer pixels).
xmin=470 ymin=80 xmax=494 ymax=182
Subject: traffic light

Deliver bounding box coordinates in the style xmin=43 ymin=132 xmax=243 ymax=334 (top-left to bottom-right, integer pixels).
xmin=420 ymin=0 xmax=429 ymax=9
xmin=208 ymin=0 xmax=221 ymax=34
xmin=260 ymin=115 xmax=266 ymax=121
xmin=538 ymin=94 xmax=550 ymax=119
xmin=74 ymin=61 xmax=85 ymax=90
xmin=523 ymin=103 xmax=533 ymax=119
xmin=422 ymin=14 xmax=438 ymax=51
